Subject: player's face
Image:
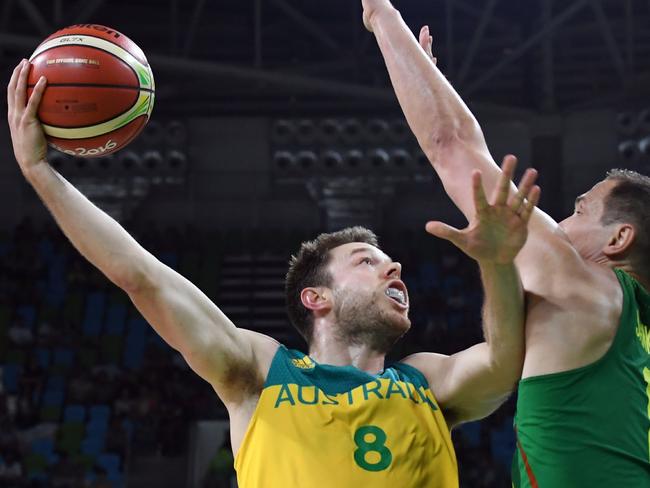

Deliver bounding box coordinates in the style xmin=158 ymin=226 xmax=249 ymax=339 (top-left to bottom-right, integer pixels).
xmin=326 ymin=242 xmax=411 ymax=351
xmin=558 ymin=179 xmax=618 ymax=261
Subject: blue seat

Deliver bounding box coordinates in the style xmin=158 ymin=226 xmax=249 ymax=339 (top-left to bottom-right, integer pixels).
xmin=2 ymin=364 xmax=21 ymax=393
xmin=458 ymin=421 xmax=481 ymax=448
xmin=53 ymin=348 xmax=74 ymax=367
xmin=42 ymin=390 xmax=64 ymax=407
xmin=104 ymin=304 xmax=127 ymax=335
xmin=86 ymin=420 xmax=108 ymax=439
xmin=97 ymin=453 xmax=121 ymax=475
xmin=123 ymin=318 xmax=147 ymax=369
xmin=89 ymin=405 xmax=110 ymax=424
xmin=31 ymin=438 xmax=58 ymax=464
xmin=81 ymin=436 xmax=104 ymax=456
xmin=46 ymin=375 xmax=66 ymax=392
xmin=83 ymin=292 xmax=106 ymax=337
xmin=16 ymin=304 xmax=36 ymax=329
xmin=490 ymin=420 xmax=516 ymax=470
xmin=64 ymin=405 xmax=86 ymax=423
xmin=35 ymin=348 xmax=51 ymax=368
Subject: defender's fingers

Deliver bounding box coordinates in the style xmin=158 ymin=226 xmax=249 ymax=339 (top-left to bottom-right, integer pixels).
xmin=426 ymin=221 xmax=464 ymax=248
xmin=472 ymin=170 xmax=489 ymax=215
xmin=519 ymin=185 xmax=541 ymax=222
xmin=494 ymin=155 xmax=517 ymax=206
xmin=7 ymin=60 xmax=25 ymax=110
xmin=509 ymin=168 xmax=538 ymax=212
xmin=25 ymin=76 xmax=47 ymax=119
xmin=419 ymin=26 xmax=434 ymax=60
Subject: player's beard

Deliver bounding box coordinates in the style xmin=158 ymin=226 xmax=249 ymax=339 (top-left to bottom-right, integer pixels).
xmin=331 ymin=286 xmax=409 ymax=354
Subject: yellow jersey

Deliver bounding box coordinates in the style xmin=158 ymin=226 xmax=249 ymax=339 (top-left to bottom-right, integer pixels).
xmin=235 ymin=345 xmax=458 ymax=487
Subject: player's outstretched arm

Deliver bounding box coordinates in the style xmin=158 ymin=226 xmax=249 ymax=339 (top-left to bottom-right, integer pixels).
xmin=405 ymin=156 xmax=540 ymax=427
xmin=7 ymin=59 xmax=278 ymax=406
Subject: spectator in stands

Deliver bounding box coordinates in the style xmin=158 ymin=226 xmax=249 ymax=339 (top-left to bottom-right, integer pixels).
xmin=8 ymin=316 xmax=34 ymax=347
xmin=0 ymin=449 xmax=23 ymax=485
xmin=203 ymin=433 xmax=235 ymax=488
xmin=50 ymin=451 xmax=83 ymax=488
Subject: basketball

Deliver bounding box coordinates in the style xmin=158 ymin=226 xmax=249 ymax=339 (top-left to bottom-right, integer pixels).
xmin=27 ymin=24 xmax=155 ymax=158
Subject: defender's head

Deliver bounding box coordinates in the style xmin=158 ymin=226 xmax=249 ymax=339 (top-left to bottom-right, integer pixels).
xmin=559 ymin=169 xmax=650 ymax=281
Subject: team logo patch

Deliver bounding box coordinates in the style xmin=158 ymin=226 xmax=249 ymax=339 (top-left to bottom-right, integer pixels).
xmin=291 ymin=356 xmax=315 ymax=370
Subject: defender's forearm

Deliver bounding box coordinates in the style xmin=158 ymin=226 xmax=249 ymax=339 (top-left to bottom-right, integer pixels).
xmin=370 ymin=8 xmax=482 ymax=160
xmin=25 ymin=161 xmax=150 ymax=291
xmin=478 ymin=261 xmax=525 ymax=375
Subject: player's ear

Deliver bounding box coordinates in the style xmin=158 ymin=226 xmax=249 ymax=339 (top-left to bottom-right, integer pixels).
xmin=603 ymin=223 xmax=635 ymax=258
xmin=300 ymin=287 xmax=331 ymax=314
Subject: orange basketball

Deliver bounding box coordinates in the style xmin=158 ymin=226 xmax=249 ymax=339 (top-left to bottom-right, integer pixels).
xmin=28 ymin=24 xmax=155 ymax=158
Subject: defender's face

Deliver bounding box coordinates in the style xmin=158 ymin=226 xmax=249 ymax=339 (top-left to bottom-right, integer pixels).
xmin=326 ymin=242 xmax=411 ymax=335
xmin=559 ymin=179 xmax=618 ymax=261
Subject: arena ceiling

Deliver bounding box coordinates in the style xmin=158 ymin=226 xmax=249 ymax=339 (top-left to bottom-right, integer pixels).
xmin=1 ymin=0 xmax=650 ymax=116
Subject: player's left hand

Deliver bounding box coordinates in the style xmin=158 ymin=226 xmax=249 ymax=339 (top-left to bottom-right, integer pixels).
xmin=7 ymin=59 xmax=48 ymax=177
xmin=425 ymin=155 xmax=540 ymax=264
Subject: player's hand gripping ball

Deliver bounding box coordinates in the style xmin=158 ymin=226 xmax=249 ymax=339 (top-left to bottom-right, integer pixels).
xmin=27 ymin=24 xmax=155 ymax=157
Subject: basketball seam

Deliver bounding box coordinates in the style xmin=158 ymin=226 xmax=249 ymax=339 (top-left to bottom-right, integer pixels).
xmin=28 ymin=83 xmax=154 ymax=93
xmin=31 ymin=44 xmax=145 ymax=130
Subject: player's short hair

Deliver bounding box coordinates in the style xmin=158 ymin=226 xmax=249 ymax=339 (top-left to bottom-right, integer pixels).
xmin=285 ymin=226 xmax=379 ymax=343
xmin=603 ymin=169 xmax=650 ymax=277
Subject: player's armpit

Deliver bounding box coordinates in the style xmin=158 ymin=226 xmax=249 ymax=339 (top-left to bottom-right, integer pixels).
xmin=403 ymin=344 xmax=517 ymax=428
xmin=127 ymin=262 xmax=279 ymax=406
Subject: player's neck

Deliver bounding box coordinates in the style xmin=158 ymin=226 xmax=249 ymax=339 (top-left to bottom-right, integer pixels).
xmin=308 ymin=337 xmax=386 ymax=375
xmin=613 ymin=262 xmax=650 ymax=291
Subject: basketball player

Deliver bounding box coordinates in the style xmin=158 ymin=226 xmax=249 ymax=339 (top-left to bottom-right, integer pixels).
xmin=8 ymin=58 xmax=539 ymax=487
xmin=362 ymin=1 xmax=650 ymax=485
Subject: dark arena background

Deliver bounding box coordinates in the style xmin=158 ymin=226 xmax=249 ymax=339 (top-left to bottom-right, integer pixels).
xmin=1 ymin=1 xmax=650 ymax=487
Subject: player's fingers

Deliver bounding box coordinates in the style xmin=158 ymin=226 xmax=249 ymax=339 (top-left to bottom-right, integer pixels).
xmin=25 ymin=76 xmax=47 ymax=120
xmin=519 ymin=185 xmax=541 ymax=222
xmin=509 ymin=168 xmax=538 ymax=212
xmin=14 ymin=60 xmax=31 ymax=110
xmin=425 ymin=221 xmax=465 ymax=248
xmin=472 ymin=170 xmax=489 ymax=215
xmin=494 ymin=155 xmax=517 ymax=205
xmin=7 ymin=60 xmax=25 ymax=112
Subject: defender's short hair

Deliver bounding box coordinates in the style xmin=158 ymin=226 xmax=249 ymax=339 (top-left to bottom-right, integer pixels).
xmin=603 ymin=169 xmax=650 ymax=277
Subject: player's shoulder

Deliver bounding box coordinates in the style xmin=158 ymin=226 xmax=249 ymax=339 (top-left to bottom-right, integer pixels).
xmin=239 ymin=328 xmax=281 ymax=363
xmin=400 ymin=352 xmax=449 ymax=389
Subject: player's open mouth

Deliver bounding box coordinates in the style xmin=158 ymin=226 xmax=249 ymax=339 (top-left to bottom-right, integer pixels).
xmin=385 ymin=287 xmax=407 ymax=306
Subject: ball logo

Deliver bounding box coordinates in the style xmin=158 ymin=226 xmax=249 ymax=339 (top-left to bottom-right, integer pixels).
xmin=50 ymin=139 xmax=117 ymax=157
xmin=58 ymin=36 xmax=84 ymax=44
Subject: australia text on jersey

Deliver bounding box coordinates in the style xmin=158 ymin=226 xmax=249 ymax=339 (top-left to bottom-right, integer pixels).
xmin=273 ymin=379 xmax=439 ymax=410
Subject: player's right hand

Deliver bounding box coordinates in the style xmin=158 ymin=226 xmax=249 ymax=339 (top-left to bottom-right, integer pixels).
xmin=7 ymin=59 xmax=48 ymax=177
xmin=425 ymin=155 xmax=541 ymax=265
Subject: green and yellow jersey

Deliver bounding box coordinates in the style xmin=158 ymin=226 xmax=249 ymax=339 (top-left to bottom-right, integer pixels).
xmin=512 ymin=269 xmax=650 ymax=487
xmin=235 ymin=346 xmax=458 ymax=487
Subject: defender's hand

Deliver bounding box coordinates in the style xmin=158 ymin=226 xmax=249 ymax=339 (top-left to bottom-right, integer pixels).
xmin=7 ymin=59 xmax=48 ymax=177
xmin=426 ymin=155 xmax=541 ymax=264
xmin=362 ymin=0 xmax=395 ymax=32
